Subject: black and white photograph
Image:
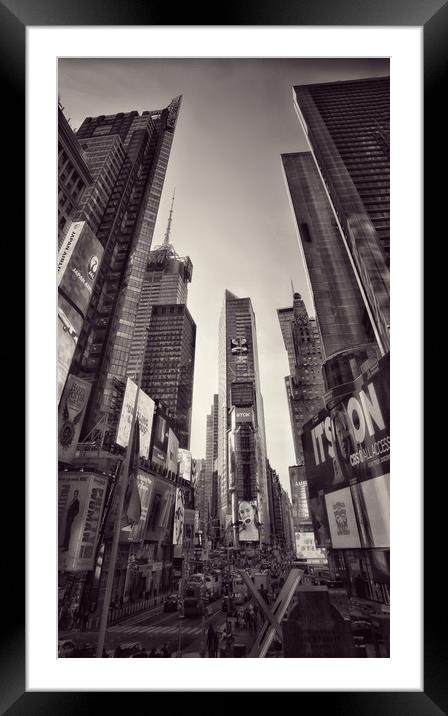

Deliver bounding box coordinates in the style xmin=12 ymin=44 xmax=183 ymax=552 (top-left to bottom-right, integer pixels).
xmin=56 ymin=56 xmax=391 ymax=661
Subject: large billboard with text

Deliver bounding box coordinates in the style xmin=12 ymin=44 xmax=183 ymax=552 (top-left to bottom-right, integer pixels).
xmin=58 ymin=471 xmax=108 ymax=571
xmin=303 ymin=353 xmax=390 ymax=494
xmin=58 ymin=221 xmax=103 ymax=320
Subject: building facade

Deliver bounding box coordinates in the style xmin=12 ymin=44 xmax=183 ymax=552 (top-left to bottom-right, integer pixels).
xmin=293 ymin=76 xmax=390 ymax=359
xmin=217 ymin=291 xmax=270 ymax=546
xmin=58 ymin=105 xmax=93 ymax=248
xmin=140 ymin=303 xmax=196 ymax=450
xmin=68 ymin=97 xmax=183 ymax=446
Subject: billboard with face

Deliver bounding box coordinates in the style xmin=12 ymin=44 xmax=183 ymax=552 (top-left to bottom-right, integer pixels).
xmin=58 ymin=472 xmax=108 ymax=571
xmin=238 ymin=500 xmax=259 ymax=542
xmin=173 ymin=488 xmax=185 ymax=546
xmin=325 ymin=487 xmax=361 ymax=549
xmin=58 ymin=375 xmax=91 ymax=462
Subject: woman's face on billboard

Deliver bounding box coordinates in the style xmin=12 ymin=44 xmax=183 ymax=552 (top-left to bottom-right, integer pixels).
xmin=239 ymin=502 xmax=254 ymax=525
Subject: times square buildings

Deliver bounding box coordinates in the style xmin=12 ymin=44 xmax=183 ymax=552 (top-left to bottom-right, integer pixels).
xmin=58 ymin=72 xmax=390 ymax=636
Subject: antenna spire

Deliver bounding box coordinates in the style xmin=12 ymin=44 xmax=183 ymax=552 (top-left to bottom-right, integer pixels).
xmin=163 ymin=189 xmax=175 ymax=245
xmin=290 ymin=278 xmax=295 ymax=298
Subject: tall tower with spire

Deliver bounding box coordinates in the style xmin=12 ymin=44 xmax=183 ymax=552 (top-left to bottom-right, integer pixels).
xmin=126 ymin=193 xmax=193 ymax=379
xmin=126 ymin=192 xmax=196 ymax=449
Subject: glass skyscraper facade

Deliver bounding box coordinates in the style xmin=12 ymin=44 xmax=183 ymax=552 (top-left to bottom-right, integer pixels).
xmin=293 ymin=77 xmax=390 ymax=357
xmin=67 ymin=97 xmax=182 ymax=444
xmin=141 ymin=303 xmax=196 ymax=450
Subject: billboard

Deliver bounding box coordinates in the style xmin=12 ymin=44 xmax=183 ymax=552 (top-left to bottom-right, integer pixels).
xmin=166 ymin=428 xmax=179 ymax=475
xmin=178 ymin=449 xmax=192 ymax=481
xmin=58 ymin=221 xmax=103 ymax=320
xmin=151 ymin=410 xmax=168 ymax=469
xmin=230 ymin=337 xmax=248 ymax=355
xmin=295 ymin=531 xmax=327 ymax=563
xmin=116 ymin=378 xmax=155 ymax=459
xmin=238 ymin=500 xmax=260 ymax=542
xmin=58 ymin=375 xmax=91 ymax=462
xmin=173 ymin=488 xmax=185 ymax=546
xmin=57 ymin=295 xmax=83 ymax=403
xmin=351 ymin=473 xmax=390 ymax=548
xmin=58 ymin=471 xmax=108 ymax=571
xmin=303 ymin=353 xmax=390 ymax=493
xmin=325 ymin=487 xmax=361 ymax=549
xmin=308 ymin=492 xmax=332 ymax=548
xmin=123 ymin=472 xmax=153 ymax=543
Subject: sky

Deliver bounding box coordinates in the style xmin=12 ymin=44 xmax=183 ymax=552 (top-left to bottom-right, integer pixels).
xmin=58 ymin=58 xmax=389 ymax=497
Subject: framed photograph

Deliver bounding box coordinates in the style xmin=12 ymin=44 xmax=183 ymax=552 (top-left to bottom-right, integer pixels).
xmin=11 ymin=0 xmax=435 ymax=708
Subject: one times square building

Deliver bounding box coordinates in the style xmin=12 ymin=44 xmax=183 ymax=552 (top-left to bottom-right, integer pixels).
xmin=217 ymin=291 xmax=271 ymax=547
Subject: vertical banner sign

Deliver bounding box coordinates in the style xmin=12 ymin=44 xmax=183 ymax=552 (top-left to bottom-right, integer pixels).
xmin=58 ymin=375 xmax=91 ymax=462
xmin=166 ymin=428 xmax=180 ymax=475
xmin=116 ymin=378 xmax=155 ymax=458
xmin=57 ymin=222 xmax=104 ymax=403
xmin=173 ymin=488 xmax=185 ymax=546
xmin=126 ymin=472 xmax=154 ymax=543
xmin=324 ymin=487 xmax=361 ymax=549
xmin=58 ymin=472 xmax=108 ymax=571
xmin=178 ymin=449 xmax=192 ymax=481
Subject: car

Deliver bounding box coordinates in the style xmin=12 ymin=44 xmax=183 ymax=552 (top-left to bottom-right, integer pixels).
xmin=163 ymin=594 xmax=180 ymax=612
xmin=114 ymin=642 xmax=146 ymax=658
xmin=351 ymin=619 xmax=373 ymax=640
xmin=58 ymin=639 xmax=77 ymax=658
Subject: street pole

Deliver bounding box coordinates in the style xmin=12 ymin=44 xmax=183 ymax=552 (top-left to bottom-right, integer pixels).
xmin=95 ymin=321 xmax=149 ymax=658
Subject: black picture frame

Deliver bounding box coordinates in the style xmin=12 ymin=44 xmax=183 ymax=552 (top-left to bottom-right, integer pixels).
xmin=10 ymin=0 xmax=435 ymax=710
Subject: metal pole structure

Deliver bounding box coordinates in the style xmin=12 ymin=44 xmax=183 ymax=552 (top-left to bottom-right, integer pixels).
xmin=95 ymin=321 xmax=149 ymax=658
xmin=95 ymin=381 xmax=140 ymax=657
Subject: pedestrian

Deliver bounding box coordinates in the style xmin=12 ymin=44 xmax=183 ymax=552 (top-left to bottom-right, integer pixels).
xmin=207 ymin=623 xmax=217 ymax=658
xmin=161 ymin=642 xmax=171 ymax=658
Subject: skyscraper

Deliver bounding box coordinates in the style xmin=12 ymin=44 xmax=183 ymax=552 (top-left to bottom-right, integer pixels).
xmin=204 ymin=394 xmax=219 ymax=539
xmin=67 ymin=97 xmax=182 ymax=443
xmin=277 ymin=290 xmax=325 ymax=466
xmin=126 ymin=195 xmax=193 ymax=380
xmin=217 ymin=290 xmax=270 ymax=546
xmin=293 ymin=76 xmax=390 ymax=359
xmin=140 ymin=303 xmax=196 ymax=450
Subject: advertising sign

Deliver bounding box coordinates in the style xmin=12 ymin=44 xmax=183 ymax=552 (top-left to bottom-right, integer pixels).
xmin=331 ymin=354 xmax=389 ymax=484
xmin=178 ymin=449 xmax=192 ymax=481
xmin=58 ymin=375 xmax=91 ymax=463
xmin=351 ymin=473 xmax=390 ymax=548
xmin=230 ymin=337 xmax=248 ymax=355
xmin=173 ymin=488 xmax=185 ymax=546
xmin=303 ymin=354 xmax=389 ymax=494
xmin=295 ymin=531 xmax=327 ymax=562
xmin=58 ymin=221 xmax=104 ymax=320
xmin=57 ymin=295 xmax=83 ymax=403
xmin=116 ymin=378 xmax=155 ymax=458
xmin=166 ymin=428 xmax=180 ymax=475
xmin=237 ymin=500 xmax=260 ymax=542
xmin=58 ymin=472 xmax=108 ymax=571
xmin=325 ymin=487 xmax=361 ymax=549
xmin=124 ymin=472 xmax=153 ymax=543
xmin=234 ymin=408 xmax=254 ymax=424
xmin=151 ymin=411 xmax=168 ymax=468
xmin=308 ymin=492 xmax=332 ymax=548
